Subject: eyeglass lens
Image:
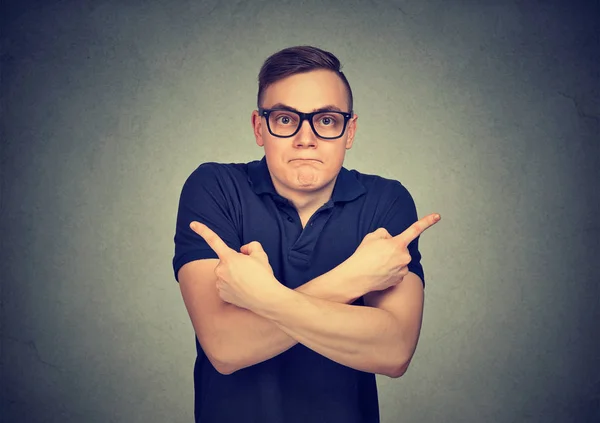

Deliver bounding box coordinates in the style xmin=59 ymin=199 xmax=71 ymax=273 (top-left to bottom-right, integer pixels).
xmin=268 ymin=110 xmax=345 ymax=138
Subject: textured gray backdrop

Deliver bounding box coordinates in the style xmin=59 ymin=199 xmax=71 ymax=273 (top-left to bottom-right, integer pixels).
xmin=1 ymin=1 xmax=598 ymax=422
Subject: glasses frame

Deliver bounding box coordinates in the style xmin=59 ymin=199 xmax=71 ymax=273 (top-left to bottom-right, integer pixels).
xmin=258 ymin=108 xmax=353 ymax=140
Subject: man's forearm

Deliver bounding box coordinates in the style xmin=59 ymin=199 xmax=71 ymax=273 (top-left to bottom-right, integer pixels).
xmin=253 ymin=288 xmax=410 ymax=377
xmin=215 ymin=263 xmax=365 ymax=373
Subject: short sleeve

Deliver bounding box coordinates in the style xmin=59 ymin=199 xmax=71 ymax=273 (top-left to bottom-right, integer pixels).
xmin=172 ymin=163 xmax=242 ymax=282
xmin=377 ymin=181 xmax=425 ymax=287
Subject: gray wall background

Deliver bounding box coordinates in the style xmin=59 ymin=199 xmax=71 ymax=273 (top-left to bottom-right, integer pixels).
xmin=1 ymin=0 xmax=598 ymax=422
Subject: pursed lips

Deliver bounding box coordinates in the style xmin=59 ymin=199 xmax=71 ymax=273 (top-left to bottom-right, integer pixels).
xmin=290 ymin=158 xmax=321 ymax=163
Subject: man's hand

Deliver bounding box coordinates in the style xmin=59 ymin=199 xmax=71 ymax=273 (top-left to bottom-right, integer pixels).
xmin=343 ymin=213 xmax=441 ymax=293
xmin=190 ymin=222 xmax=282 ymax=310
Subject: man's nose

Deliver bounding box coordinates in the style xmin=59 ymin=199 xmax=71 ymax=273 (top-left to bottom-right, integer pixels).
xmin=294 ymin=119 xmax=317 ymax=147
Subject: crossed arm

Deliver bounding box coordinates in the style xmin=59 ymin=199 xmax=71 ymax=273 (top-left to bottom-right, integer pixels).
xmin=178 ymin=258 xmax=424 ymax=377
xmin=178 ymin=212 xmax=440 ymax=377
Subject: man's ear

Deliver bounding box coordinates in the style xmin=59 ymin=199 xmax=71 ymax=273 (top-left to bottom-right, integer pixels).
xmin=251 ymin=110 xmax=264 ymax=147
xmin=345 ymin=114 xmax=358 ymax=149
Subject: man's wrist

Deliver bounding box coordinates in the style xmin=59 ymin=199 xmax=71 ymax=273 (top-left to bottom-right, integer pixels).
xmin=250 ymin=278 xmax=296 ymax=321
xmin=334 ymin=259 xmax=370 ymax=301
xmin=296 ymin=261 xmax=366 ymax=304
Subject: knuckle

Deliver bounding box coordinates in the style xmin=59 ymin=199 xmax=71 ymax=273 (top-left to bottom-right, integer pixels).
xmin=391 ymin=243 xmax=404 ymax=255
xmin=249 ymin=241 xmax=262 ymax=249
xmin=377 ymin=228 xmax=390 ymax=236
xmin=396 ymin=250 xmax=411 ymax=266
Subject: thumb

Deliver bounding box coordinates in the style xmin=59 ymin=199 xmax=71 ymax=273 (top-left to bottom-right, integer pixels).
xmin=241 ymin=241 xmax=271 ymax=271
xmin=371 ymin=227 xmax=392 ymax=239
xmin=240 ymin=241 xmax=265 ymax=256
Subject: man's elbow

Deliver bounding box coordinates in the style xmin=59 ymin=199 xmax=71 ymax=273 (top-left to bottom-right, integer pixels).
xmin=215 ymin=365 xmax=236 ymax=375
xmin=208 ymin=355 xmax=240 ymax=375
xmin=384 ymin=355 xmax=412 ymax=378
xmin=386 ymin=362 xmax=409 ymax=378
xmin=204 ymin=345 xmax=239 ymax=375
xmin=209 ymin=347 xmax=255 ymax=375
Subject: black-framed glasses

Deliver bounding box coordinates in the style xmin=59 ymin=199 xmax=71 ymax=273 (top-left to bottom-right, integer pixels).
xmin=259 ymin=108 xmax=352 ymax=140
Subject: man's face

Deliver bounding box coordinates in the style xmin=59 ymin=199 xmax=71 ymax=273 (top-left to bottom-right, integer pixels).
xmin=252 ymin=69 xmax=357 ymax=196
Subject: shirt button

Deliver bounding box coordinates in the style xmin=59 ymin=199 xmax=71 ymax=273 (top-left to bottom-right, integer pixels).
xmin=287 ymin=216 xmax=293 ymax=222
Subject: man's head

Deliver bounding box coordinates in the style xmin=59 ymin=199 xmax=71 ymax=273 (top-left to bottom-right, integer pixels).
xmin=256 ymin=46 xmax=354 ymax=112
xmin=251 ymin=46 xmax=358 ymax=199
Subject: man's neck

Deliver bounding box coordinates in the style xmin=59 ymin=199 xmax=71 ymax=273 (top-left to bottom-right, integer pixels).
xmin=272 ymin=176 xmax=337 ymax=216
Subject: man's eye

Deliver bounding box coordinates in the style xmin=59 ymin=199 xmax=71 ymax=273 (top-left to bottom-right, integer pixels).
xmin=276 ymin=115 xmax=294 ymax=125
xmin=320 ymin=116 xmax=336 ymax=125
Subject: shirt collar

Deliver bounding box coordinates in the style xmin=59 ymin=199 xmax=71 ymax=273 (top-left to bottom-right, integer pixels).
xmin=247 ymin=155 xmax=366 ymax=204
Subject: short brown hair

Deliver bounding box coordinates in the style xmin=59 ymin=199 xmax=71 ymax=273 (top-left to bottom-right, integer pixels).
xmin=257 ymin=46 xmax=354 ymax=113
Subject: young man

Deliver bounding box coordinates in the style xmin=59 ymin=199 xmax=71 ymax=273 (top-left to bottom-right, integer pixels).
xmin=172 ymin=46 xmax=440 ymax=423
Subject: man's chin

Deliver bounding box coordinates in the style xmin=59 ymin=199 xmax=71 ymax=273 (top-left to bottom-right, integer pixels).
xmin=294 ymin=181 xmax=320 ymax=190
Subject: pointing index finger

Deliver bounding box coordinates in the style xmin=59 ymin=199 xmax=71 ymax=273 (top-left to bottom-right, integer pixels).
xmin=394 ymin=213 xmax=441 ymax=246
xmin=190 ymin=221 xmax=234 ymax=259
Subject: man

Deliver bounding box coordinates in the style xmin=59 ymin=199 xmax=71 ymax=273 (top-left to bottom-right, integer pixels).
xmin=172 ymin=45 xmax=440 ymax=423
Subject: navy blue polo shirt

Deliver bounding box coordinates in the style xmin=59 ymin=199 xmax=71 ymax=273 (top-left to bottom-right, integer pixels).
xmin=172 ymin=155 xmax=424 ymax=423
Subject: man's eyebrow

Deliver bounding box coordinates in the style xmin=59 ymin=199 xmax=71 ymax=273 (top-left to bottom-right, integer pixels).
xmin=269 ymin=103 xmax=344 ymax=113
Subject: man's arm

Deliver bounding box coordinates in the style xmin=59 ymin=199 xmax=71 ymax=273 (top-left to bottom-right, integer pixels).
xmin=178 ymin=258 xmax=367 ymax=375
xmin=253 ymin=271 xmax=424 ymax=378
xmin=182 ymin=214 xmax=436 ymax=376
